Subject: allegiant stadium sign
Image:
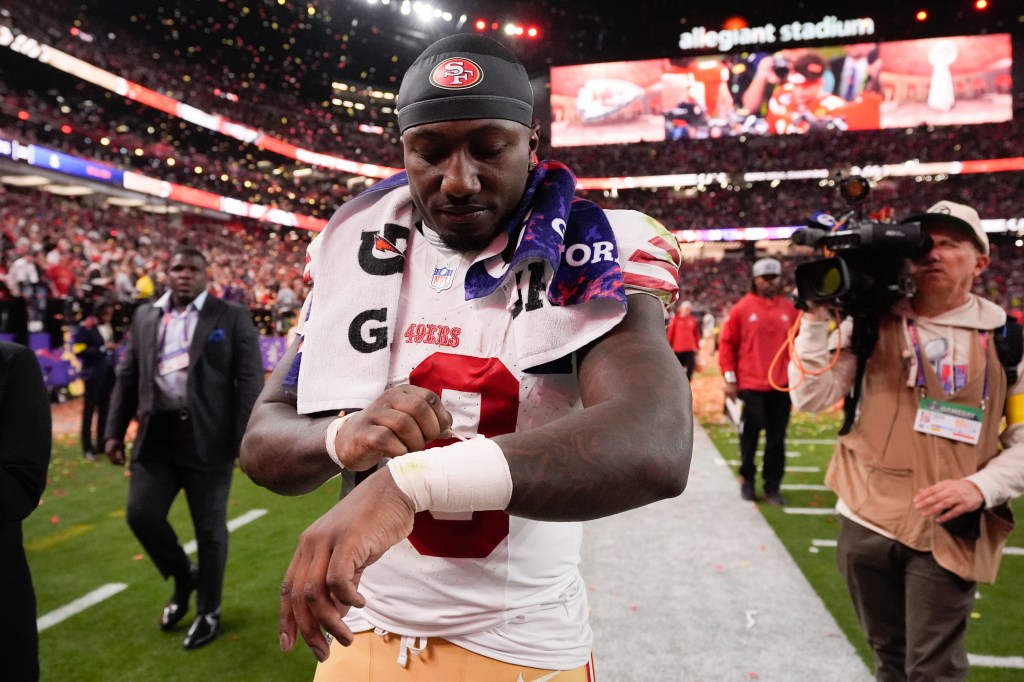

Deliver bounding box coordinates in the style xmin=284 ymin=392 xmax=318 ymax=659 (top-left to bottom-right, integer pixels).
xmin=679 ymin=16 xmax=876 ymax=52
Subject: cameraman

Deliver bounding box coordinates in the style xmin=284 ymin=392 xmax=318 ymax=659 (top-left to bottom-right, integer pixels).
xmin=788 ymin=200 xmax=1024 ymax=681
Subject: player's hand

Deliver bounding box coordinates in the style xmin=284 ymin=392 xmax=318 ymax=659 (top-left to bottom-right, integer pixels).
xmin=913 ymin=479 xmax=984 ymax=523
xmin=104 ymin=438 xmax=126 ymax=466
xmin=278 ymin=468 xmax=415 ymax=662
xmin=723 ymin=382 xmax=739 ymax=401
xmin=331 ymin=385 xmax=453 ymax=471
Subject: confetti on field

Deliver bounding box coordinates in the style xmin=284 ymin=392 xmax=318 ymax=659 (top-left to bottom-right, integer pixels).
xmin=971 ymin=612 xmax=981 ymax=620
xmin=745 ymin=610 xmax=757 ymax=628
xmin=50 ymin=516 xmax=60 ymax=524
xmin=133 ymin=554 xmax=145 ymax=561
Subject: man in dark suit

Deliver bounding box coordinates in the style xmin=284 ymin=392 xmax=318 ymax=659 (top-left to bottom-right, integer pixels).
xmin=829 ymin=43 xmax=882 ymax=102
xmin=0 ymin=342 xmax=51 ymax=681
xmin=105 ymin=245 xmax=264 ymax=650
xmin=73 ymin=301 xmax=119 ymax=461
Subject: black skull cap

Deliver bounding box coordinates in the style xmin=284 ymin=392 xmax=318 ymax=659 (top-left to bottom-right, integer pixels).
xmin=397 ymin=33 xmax=534 ymax=133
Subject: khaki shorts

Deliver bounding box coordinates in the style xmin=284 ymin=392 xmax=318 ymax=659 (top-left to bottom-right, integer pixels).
xmin=312 ymin=630 xmax=595 ymax=682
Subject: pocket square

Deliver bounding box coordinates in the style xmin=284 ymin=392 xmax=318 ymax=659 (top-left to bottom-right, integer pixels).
xmin=207 ymin=328 xmax=226 ymax=343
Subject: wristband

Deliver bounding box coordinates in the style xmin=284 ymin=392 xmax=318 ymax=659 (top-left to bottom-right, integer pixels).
xmin=387 ymin=438 xmax=513 ymax=513
xmin=324 ymin=413 xmax=355 ymax=470
xmin=724 ymin=371 xmax=737 ymax=384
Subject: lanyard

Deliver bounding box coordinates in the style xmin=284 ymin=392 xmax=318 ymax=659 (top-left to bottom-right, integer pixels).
xmin=158 ymin=306 xmax=192 ymax=353
xmin=906 ymin=319 xmax=988 ymax=402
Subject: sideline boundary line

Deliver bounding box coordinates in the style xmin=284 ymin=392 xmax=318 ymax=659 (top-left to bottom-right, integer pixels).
xmin=37 ymin=509 xmax=267 ymax=632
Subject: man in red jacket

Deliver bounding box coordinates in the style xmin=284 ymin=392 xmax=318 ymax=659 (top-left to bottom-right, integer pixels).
xmin=719 ymin=258 xmax=797 ymax=504
xmin=667 ymin=300 xmax=702 ymax=378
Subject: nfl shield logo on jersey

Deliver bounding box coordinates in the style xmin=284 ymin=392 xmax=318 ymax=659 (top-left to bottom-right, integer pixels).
xmin=430 ymin=264 xmax=456 ymax=292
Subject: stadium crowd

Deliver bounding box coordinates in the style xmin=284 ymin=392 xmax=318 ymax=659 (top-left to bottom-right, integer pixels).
xmin=3 ymin=0 xmax=1024 ymax=228
xmin=0 ymin=185 xmax=310 ymax=345
xmin=0 ymin=0 xmax=1021 ymax=356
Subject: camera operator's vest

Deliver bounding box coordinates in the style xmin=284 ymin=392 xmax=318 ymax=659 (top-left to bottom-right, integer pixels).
xmin=825 ymin=314 xmax=1015 ymax=583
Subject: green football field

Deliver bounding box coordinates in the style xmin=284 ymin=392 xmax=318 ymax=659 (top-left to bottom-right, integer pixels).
xmin=705 ymin=412 xmax=1024 ymax=681
xmin=29 ymin=435 xmax=335 ymax=681
xmin=26 ymin=418 xmax=1024 ymax=680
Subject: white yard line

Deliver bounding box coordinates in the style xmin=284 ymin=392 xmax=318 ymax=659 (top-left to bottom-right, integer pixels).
xmin=37 ymin=583 xmax=128 ymax=632
xmin=808 ymin=541 xmax=1023 ymax=557
xmin=783 ymin=508 xmax=837 ymax=515
xmin=723 ymin=460 xmax=820 ymax=472
xmin=968 ymin=654 xmax=1024 ymax=669
xmin=726 ymin=438 xmax=837 ymax=445
xmin=182 ymin=508 xmax=267 ymax=555
xmin=38 ymin=509 xmax=267 ymax=632
xmin=781 ymin=484 xmax=830 ymax=491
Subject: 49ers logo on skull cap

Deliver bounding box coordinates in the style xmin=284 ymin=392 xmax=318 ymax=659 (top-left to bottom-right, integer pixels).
xmin=430 ymin=57 xmax=483 ymax=89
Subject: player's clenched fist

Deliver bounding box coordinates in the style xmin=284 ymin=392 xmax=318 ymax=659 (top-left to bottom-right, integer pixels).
xmin=330 ymin=385 xmax=453 ymax=472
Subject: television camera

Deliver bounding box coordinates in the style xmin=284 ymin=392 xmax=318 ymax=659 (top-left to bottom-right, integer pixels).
xmin=791 ymin=177 xmax=932 ymax=317
xmin=789 ymin=177 xmax=934 ymax=435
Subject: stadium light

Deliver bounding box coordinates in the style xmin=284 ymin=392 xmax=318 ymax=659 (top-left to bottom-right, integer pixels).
xmin=475 ymin=19 xmax=486 ymax=30
xmin=915 ymin=9 xmax=928 ymax=20
xmin=527 ymin=26 xmax=539 ymax=38
xmin=975 ymin=0 xmax=988 ymax=9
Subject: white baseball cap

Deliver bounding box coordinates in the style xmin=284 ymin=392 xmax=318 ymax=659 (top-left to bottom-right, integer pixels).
xmin=752 ymin=258 xmax=782 ymax=278
xmin=903 ymin=200 xmax=989 ymax=255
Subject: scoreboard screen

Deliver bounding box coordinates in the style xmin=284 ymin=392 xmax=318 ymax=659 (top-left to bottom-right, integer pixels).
xmin=549 ymin=33 xmax=1012 ymax=147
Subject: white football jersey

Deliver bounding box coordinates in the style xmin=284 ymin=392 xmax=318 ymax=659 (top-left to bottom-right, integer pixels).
xmin=344 ymin=209 xmax=679 ymax=669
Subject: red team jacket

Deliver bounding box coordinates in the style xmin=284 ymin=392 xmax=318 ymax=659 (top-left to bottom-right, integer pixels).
xmin=718 ymin=292 xmax=797 ymax=392
xmin=666 ymin=313 xmax=701 ymax=353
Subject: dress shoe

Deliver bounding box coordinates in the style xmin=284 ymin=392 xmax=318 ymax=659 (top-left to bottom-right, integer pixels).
xmin=159 ymin=564 xmax=198 ymax=631
xmin=740 ymin=479 xmax=757 ymax=501
xmin=763 ymin=490 xmax=787 ymax=506
xmin=183 ymin=611 xmax=220 ymax=650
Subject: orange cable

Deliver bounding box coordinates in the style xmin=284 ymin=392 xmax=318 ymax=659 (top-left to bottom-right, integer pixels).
xmin=768 ymin=308 xmax=844 ymax=392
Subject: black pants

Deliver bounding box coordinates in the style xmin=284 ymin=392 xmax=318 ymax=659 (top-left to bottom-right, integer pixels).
xmin=126 ymin=412 xmax=233 ymax=614
xmin=738 ymin=389 xmax=791 ymax=492
xmin=1 ymin=522 xmax=39 ymax=682
xmin=674 ymin=351 xmax=697 ymax=378
xmin=80 ymin=371 xmax=113 ymax=454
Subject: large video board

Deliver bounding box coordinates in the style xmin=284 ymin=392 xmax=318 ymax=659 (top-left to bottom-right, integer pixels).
xmin=549 ymin=34 xmax=1012 ymax=147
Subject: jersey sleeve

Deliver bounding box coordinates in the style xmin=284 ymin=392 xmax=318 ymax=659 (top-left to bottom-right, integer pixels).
xmin=605 ymin=209 xmax=680 ymax=307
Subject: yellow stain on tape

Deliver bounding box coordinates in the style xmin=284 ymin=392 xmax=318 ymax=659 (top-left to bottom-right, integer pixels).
xmin=27 ymin=523 xmax=95 ymax=552
xmin=1007 ymin=393 xmax=1024 ymax=425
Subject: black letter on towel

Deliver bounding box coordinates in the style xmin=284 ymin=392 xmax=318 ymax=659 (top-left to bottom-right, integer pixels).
xmin=349 ymin=308 xmax=389 ymax=353
xmin=359 ymin=223 xmax=410 ymax=276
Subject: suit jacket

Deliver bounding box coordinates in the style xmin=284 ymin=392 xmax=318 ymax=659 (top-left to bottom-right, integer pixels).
xmin=0 ymin=342 xmax=51 ymax=680
xmin=105 ymin=295 xmax=264 ymax=464
xmin=829 ymin=55 xmax=881 ymax=100
xmin=72 ymin=324 xmax=115 ymax=381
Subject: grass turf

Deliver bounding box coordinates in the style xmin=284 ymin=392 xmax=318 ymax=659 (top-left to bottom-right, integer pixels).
xmin=29 ymin=435 xmax=337 ymax=681
xmin=27 ymin=408 xmax=1024 ymax=680
xmin=705 ymin=412 xmax=1024 ymax=680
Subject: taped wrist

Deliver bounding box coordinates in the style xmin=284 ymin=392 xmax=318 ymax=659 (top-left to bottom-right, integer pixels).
xmin=387 ymin=438 xmax=513 ymax=513
xmin=325 ymin=413 xmax=356 ymax=470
